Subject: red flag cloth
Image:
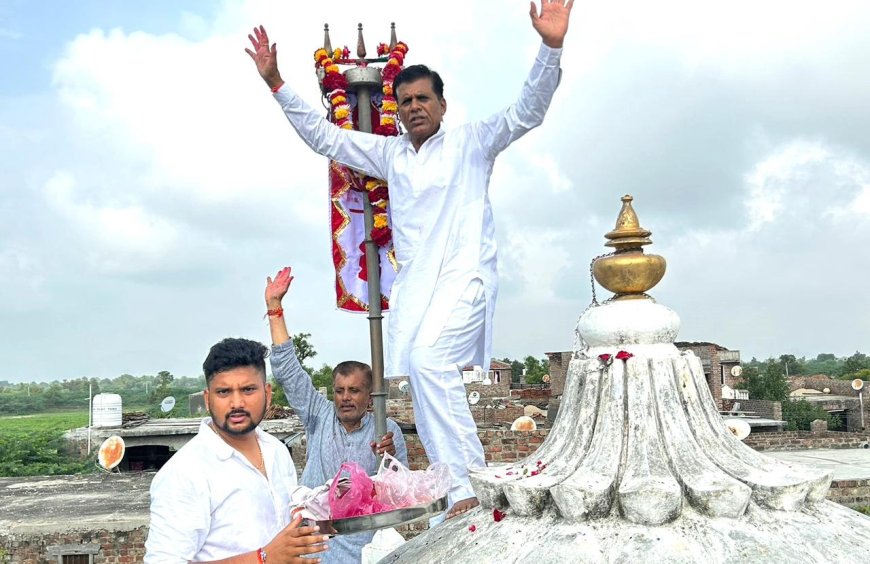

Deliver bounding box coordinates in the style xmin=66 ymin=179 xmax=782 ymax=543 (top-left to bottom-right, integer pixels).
xmin=329 ymin=160 xmax=397 ymax=312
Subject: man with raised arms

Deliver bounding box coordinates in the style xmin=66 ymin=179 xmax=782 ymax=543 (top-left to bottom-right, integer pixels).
xmin=246 ymin=0 xmax=574 ymax=517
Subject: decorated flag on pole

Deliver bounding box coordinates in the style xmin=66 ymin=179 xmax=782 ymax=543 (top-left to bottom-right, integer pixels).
xmin=313 ymin=39 xmax=408 ymax=312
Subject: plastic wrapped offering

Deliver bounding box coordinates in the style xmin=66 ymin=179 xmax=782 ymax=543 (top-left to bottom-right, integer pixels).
xmin=373 ymin=454 xmax=450 ymax=508
xmin=324 ymin=456 xmax=451 ymax=519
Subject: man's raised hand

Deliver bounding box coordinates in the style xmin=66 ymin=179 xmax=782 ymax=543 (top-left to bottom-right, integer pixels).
xmin=266 ymin=266 xmax=294 ymax=308
xmin=529 ymin=0 xmax=574 ymax=49
xmin=245 ymin=25 xmax=284 ymax=90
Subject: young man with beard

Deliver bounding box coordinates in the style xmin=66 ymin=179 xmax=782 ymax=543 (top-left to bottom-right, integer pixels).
xmin=145 ymin=338 xmax=329 ymax=564
xmin=247 ymin=0 xmax=574 ymax=517
xmin=265 ymin=266 xmax=408 ymax=563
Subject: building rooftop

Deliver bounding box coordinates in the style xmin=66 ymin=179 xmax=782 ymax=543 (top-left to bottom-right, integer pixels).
xmin=0 ymin=472 xmax=153 ymax=535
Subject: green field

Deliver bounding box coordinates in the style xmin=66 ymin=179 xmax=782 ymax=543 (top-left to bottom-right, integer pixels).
xmin=0 ymin=410 xmax=94 ymax=477
xmin=0 ymin=410 xmax=89 ymax=433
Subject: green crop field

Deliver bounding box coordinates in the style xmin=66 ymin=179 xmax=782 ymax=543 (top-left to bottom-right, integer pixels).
xmin=0 ymin=410 xmax=89 ymax=433
xmin=0 ymin=410 xmax=93 ymax=477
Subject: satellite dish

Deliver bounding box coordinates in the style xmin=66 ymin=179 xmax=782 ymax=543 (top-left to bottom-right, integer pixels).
xmin=468 ymin=391 xmax=480 ymax=405
xmin=542 ymin=374 xmax=551 ymax=383
xmin=724 ymin=418 xmax=751 ymax=441
xmin=730 ymin=366 xmax=743 ymax=377
xmin=510 ymin=416 xmax=537 ymax=431
xmin=398 ymin=380 xmax=410 ymax=395
xmin=823 ymin=387 xmax=831 ymax=394
xmin=160 ymin=396 xmax=176 ymax=413
xmin=852 ymin=379 xmax=865 ymax=392
xmin=97 ymin=435 xmax=125 ymax=471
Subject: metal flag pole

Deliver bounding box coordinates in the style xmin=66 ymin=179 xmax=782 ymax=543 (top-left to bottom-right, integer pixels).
xmin=337 ymin=23 xmax=389 ymax=440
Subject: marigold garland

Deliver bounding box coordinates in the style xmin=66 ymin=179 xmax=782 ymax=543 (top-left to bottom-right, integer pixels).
xmin=314 ymin=40 xmax=410 ymax=250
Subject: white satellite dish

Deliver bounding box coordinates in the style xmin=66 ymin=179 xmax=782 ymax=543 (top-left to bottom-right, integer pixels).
xmin=852 ymin=379 xmax=865 ymax=392
xmin=542 ymin=374 xmax=551 ymax=383
xmin=468 ymin=391 xmax=480 ymax=405
xmin=160 ymin=396 xmax=176 ymax=413
xmin=398 ymin=380 xmax=410 ymax=395
xmin=97 ymin=435 xmax=125 ymax=471
xmin=510 ymin=416 xmax=537 ymax=431
xmin=724 ymin=418 xmax=751 ymax=441
xmin=730 ymin=366 xmax=743 ymax=377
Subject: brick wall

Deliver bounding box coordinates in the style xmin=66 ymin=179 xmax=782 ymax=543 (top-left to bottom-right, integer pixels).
xmin=1 ymin=527 xmax=147 ymax=564
xmin=401 ymin=429 xmax=551 ymax=470
xmin=828 ymin=479 xmax=870 ymax=507
xmin=545 ymin=351 xmax=571 ymax=397
xmin=743 ymin=431 xmax=870 ymax=451
xmin=510 ymin=388 xmax=551 ymax=402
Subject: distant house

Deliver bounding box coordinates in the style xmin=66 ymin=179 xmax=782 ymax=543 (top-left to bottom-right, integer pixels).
xmin=674 ymin=341 xmax=743 ymax=406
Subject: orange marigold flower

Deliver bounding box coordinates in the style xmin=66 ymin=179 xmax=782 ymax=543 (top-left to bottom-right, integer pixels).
xmin=326 ymin=64 xmax=339 ymax=74
xmin=373 ymin=214 xmax=388 ymax=229
xmin=334 ymin=108 xmax=350 ymax=120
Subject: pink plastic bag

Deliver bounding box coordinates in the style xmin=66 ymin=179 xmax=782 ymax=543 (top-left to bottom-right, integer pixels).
xmin=328 ymin=462 xmax=393 ymax=519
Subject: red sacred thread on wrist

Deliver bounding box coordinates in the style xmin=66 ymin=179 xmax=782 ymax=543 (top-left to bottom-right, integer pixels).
xmin=256 ymin=547 xmax=266 ymax=563
xmin=265 ymin=307 xmax=284 ymax=318
xmin=270 ymin=83 xmax=283 ymax=93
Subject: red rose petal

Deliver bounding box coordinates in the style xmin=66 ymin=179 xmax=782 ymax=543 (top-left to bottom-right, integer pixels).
xmin=616 ymin=350 xmax=634 ymax=361
xmin=469 ymin=524 xmax=477 ymax=532
xmin=598 ymin=353 xmax=612 ymax=362
xmin=493 ymin=508 xmax=506 ymax=522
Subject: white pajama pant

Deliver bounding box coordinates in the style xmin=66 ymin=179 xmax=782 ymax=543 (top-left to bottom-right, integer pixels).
xmin=408 ymin=279 xmax=487 ymax=506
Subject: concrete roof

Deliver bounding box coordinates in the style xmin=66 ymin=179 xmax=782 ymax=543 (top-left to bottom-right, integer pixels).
xmin=0 ymin=472 xmax=153 ymax=535
xmin=767 ymin=448 xmax=870 ymax=481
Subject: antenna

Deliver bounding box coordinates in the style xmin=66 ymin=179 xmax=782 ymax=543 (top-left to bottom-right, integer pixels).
xmin=852 ymin=379 xmax=865 ymax=392
xmin=97 ymin=435 xmax=126 ymax=472
xmin=724 ymin=418 xmax=751 ymax=441
xmin=468 ymin=391 xmax=480 ymax=405
xmin=398 ymin=380 xmax=410 ymax=395
xmin=160 ymin=396 xmax=176 ymax=413
xmin=542 ymin=374 xmax=551 ymax=383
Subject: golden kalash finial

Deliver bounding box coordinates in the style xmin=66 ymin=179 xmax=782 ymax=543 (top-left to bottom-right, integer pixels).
xmin=592 ymin=195 xmax=666 ymax=300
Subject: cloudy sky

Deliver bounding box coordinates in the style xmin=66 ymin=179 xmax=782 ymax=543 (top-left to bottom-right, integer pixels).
xmin=2 ymin=0 xmax=869 ymax=384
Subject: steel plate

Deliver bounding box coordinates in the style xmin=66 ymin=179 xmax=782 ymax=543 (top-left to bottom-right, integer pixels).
xmin=314 ymin=496 xmax=447 ymax=536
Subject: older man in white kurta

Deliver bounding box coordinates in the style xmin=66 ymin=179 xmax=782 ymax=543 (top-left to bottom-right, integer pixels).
xmin=247 ymin=0 xmax=573 ymax=517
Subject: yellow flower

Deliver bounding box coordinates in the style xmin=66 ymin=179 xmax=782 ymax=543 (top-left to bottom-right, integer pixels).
xmin=334 ymin=108 xmax=350 ymax=120
xmin=366 ymin=179 xmax=380 ymax=191
xmin=340 ymin=122 xmax=353 ymax=130
xmin=314 ymin=49 xmax=327 ymax=62
xmin=333 ymin=48 xmax=342 ymax=60
xmin=381 ymin=117 xmax=395 ymax=125
xmin=326 ymin=64 xmax=339 ymax=74
xmin=375 ymin=200 xmax=389 ymax=210
xmin=331 ymin=95 xmax=347 ymax=105
xmin=383 ymin=85 xmax=393 ymax=96
xmin=382 ymin=100 xmax=397 ymax=112
xmin=374 ymin=214 xmax=388 ymax=229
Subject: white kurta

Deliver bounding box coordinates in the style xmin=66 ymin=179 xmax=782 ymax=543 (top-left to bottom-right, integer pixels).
xmin=144 ymin=419 xmax=311 ymax=563
xmin=274 ymin=44 xmax=562 ymax=377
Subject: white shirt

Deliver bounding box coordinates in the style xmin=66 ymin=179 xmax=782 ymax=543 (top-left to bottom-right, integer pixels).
xmin=274 ymin=44 xmax=562 ymax=377
xmin=144 ymin=418 xmax=310 ymax=563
